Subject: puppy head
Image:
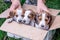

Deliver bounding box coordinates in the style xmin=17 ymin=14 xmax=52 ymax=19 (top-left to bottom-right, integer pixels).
xmin=7 ymin=9 xmax=25 ymax=23
xmin=15 ymin=9 xmax=25 ymax=23
xmin=37 ymin=11 xmax=52 ymax=30
xmin=22 ymin=9 xmax=35 ymax=25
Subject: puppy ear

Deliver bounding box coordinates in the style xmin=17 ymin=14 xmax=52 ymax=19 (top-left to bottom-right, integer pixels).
xmin=6 ymin=11 xmax=13 ymax=19
xmin=22 ymin=9 xmax=26 ymax=15
xmin=7 ymin=16 xmax=11 ymax=19
xmin=47 ymin=13 xmax=52 ymax=27
xmin=7 ymin=11 xmax=15 ymax=19
xmin=34 ymin=12 xmax=39 ymax=22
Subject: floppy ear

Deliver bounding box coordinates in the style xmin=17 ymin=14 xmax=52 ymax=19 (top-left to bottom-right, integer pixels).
xmin=7 ymin=11 xmax=16 ymax=19
xmin=22 ymin=9 xmax=26 ymax=15
xmin=47 ymin=13 xmax=52 ymax=27
xmin=34 ymin=12 xmax=39 ymax=23
xmin=48 ymin=15 xmax=52 ymax=25
xmin=7 ymin=16 xmax=11 ymax=19
xmin=7 ymin=11 xmax=13 ymax=19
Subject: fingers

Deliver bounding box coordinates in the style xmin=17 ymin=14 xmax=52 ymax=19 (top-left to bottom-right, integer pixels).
xmin=37 ymin=6 xmax=42 ymax=13
xmin=37 ymin=5 xmax=50 ymax=14
xmin=10 ymin=0 xmax=22 ymax=12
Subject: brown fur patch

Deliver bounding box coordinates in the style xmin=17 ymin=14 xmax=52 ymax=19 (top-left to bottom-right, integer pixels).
xmin=37 ymin=11 xmax=52 ymax=27
xmin=28 ymin=9 xmax=36 ymax=20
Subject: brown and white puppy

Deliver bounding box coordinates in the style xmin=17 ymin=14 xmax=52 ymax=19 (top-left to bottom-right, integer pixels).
xmin=22 ymin=9 xmax=36 ymax=26
xmin=7 ymin=8 xmax=26 ymax=39
xmin=7 ymin=8 xmax=25 ymax=23
xmin=35 ymin=11 xmax=52 ymax=30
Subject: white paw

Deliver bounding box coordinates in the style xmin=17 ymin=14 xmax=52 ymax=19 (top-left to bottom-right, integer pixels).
xmin=7 ymin=33 xmax=14 ymax=38
xmin=8 ymin=18 xmax=13 ymax=23
xmin=15 ymin=35 xmax=22 ymax=39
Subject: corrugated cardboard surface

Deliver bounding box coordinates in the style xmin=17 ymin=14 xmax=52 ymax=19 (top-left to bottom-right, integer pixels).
xmin=0 ymin=9 xmax=10 ymax=18
xmin=50 ymin=15 xmax=60 ymax=30
xmin=0 ymin=4 xmax=60 ymax=40
xmin=0 ymin=19 xmax=48 ymax=40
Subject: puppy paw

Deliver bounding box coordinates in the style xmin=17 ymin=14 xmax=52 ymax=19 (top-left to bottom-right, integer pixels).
xmin=8 ymin=18 xmax=13 ymax=23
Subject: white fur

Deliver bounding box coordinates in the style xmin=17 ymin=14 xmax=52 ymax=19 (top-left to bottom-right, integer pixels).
xmin=7 ymin=32 xmax=22 ymax=39
xmin=22 ymin=10 xmax=35 ymax=26
xmin=22 ymin=10 xmax=31 ymax=24
xmin=7 ymin=9 xmax=23 ymax=39
xmin=25 ymin=0 xmax=29 ymax=4
xmin=36 ymin=13 xmax=49 ymax=30
xmin=15 ymin=9 xmax=23 ymax=23
xmin=39 ymin=13 xmax=46 ymax=27
xmin=30 ymin=20 xmax=35 ymax=26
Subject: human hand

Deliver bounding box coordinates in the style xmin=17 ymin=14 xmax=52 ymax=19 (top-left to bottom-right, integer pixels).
xmin=37 ymin=0 xmax=50 ymax=13
xmin=9 ymin=0 xmax=21 ymax=12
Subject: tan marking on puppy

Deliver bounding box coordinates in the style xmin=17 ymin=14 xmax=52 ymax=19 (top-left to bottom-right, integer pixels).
xmin=28 ymin=10 xmax=36 ymax=20
xmin=36 ymin=11 xmax=52 ymax=30
xmin=7 ymin=10 xmax=16 ymax=19
xmin=7 ymin=8 xmax=25 ymax=23
xmin=7 ymin=8 xmax=25 ymax=18
xmin=22 ymin=9 xmax=36 ymax=26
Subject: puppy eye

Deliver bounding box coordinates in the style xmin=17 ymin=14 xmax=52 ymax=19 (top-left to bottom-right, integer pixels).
xmin=28 ymin=16 xmax=31 ymax=18
xmin=39 ymin=18 xmax=41 ymax=20
xmin=16 ymin=15 xmax=18 ymax=17
xmin=45 ymin=19 xmax=48 ymax=21
xmin=21 ymin=15 xmax=24 ymax=17
xmin=38 ymin=16 xmax=39 ymax=17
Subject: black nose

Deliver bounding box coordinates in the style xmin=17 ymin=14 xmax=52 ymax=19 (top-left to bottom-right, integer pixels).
xmin=41 ymin=25 xmax=44 ymax=27
xmin=23 ymin=20 xmax=26 ymax=23
xmin=18 ymin=20 xmax=22 ymax=22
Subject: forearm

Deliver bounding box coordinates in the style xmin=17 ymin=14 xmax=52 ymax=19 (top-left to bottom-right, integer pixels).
xmin=37 ymin=0 xmax=47 ymax=8
xmin=11 ymin=0 xmax=20 ymax=3
xmin=10 ymin=0 xmax=21 ymax=9
xmin=37 ymin=0 xmax=44 ymax=6
xmin=37 ymin=0 xmax=49 ymax=13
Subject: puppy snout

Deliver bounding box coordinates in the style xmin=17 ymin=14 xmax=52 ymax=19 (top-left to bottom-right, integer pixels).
xmin=18 ymin=20 xmax=22 ymax=22
xmin=23 ymin=20 xmax=26 ymax=23
xmin=41 ymin=25 xmax=44 ymax=27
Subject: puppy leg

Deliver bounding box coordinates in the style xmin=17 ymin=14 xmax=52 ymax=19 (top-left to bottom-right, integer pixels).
xmin=15 ymin=35 xmax=22 ymax=39
xmin=22 ymin=37 xmax=31 ymax=40
xmin=8 ymin=18 xmax=13 ymax=23
xmin=30 ymin=21 xmax=35 ymax=27
xmin=7 ymin=32 xmax=15 ymax=38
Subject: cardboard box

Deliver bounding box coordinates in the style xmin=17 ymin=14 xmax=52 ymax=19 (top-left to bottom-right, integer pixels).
xmin=0 ymin=4 xmax=60 ymax=40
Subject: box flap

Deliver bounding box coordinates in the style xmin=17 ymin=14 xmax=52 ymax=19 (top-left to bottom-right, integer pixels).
xmin=0 ymin=4 xmax=60 ymax=40
xmin=50 ymin=15 xmax=60 ymax=30
xmin=0 ymin=9 xmax=10 ymax=18
xmin=0 ymin=19 xmax=48 ymax=40
xmin=0 ymin=4 xmax=60 ymax=18
xmin=23 ymin=4 xmax=60 ymax=16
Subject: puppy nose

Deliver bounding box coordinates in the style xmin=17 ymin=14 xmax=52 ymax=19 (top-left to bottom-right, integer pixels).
xmin=41 ymin=25 xmax=44 ymax=27
xmin=23 ymin=20 xmax=26 ymax=23
xmin=18 ymin=20 xmax=22 ymax=22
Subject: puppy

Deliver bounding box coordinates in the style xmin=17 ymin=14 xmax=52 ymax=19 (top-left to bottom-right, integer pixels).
xmin=7 ymin=8 xmax=25 ymax=23
xmin=35 ymin=11 xmax=52 ymax=30
xmin=7 ymin=8 xmax=25 ymax=39
xmin=22 ymin=9 xmax=36 ymax=27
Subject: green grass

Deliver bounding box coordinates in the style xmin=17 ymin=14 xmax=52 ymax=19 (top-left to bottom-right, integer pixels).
xmin=0 ymin=18 xmax=6 ymax=26
xmin=0 ymin=30 xmax=6 ymax=40
xmin=0 ymin=0 xmax=11 ymax=14
xmin=52 ymin=29 xmax=60 ymax=40
xmin=0 ymin=0 xmax=60 ymax=40
xmin=0 ymin=0 xmax=25 ymax=40
xmin=58 ymin=12 xmax=60 ymax=15
xmin=46 ymin=0 xmax=60 ymax=9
